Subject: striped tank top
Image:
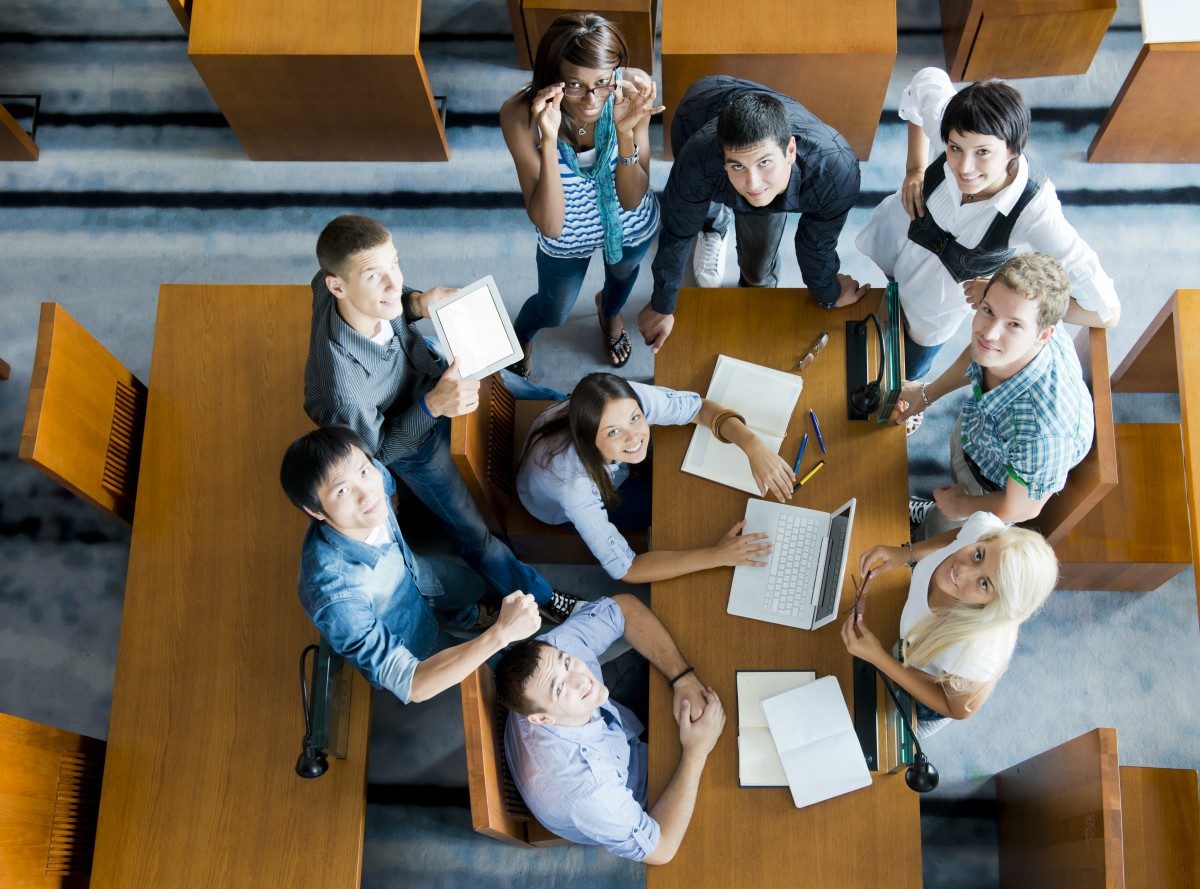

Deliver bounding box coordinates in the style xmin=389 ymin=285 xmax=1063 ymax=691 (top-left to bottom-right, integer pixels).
xmin=535 ymin=138 xmax=660 ymax=260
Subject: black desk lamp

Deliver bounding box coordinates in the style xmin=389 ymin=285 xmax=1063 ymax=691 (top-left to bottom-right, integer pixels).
xmin=296 ymin=643 xmax=329 ymax=779
xmin=875 ymin=668 xmax=940 ymax=793
xmin=849 ymin=313 xmax=886 ymax=417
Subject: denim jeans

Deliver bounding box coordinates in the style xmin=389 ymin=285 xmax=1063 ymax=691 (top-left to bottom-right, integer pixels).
xmin=902 ymin=324 xmax=945 ymax=382
xmin=514 ymin=238 xmax=655 ymax=343
xmin=388 ymin=418 xmax=553 ymax=605
xmin=704 ymin=203 xmax=788 ymax=289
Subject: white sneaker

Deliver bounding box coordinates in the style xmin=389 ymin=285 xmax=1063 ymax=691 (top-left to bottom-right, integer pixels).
xmin=692 ymin=227 xmax=730 ymax=287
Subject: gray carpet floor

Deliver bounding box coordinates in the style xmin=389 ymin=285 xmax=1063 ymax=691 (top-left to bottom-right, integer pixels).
xmin=1 ymin=0 xmax=1198 ymax=886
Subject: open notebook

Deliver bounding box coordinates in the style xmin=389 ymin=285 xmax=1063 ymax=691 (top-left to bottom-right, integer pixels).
xmin=760 ymin=675 xmax=873 ymax=809
xmin=681 ymin=355 xmax=803 ymax=495
xmin=737 ymin=671 xmax=816 ymax=787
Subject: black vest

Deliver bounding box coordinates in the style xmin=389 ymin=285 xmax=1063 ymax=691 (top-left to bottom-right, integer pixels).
xmin=906 ymin=153 xmax=1043 ymax=283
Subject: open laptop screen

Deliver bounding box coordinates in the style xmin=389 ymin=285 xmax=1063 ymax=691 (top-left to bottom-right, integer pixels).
xmin=814 ymin=501 xmax=855 ymax=622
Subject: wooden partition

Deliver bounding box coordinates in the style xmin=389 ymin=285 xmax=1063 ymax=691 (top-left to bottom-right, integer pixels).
xmin=0 ymin=712 xmax=106 ymax=887
xmin=0 ymin=101 xmax=39 ymax=161
xmin=19 ymin=303 xmax=147 ymax=525
xmin=521 ymin=0 xmax=655 ymax=73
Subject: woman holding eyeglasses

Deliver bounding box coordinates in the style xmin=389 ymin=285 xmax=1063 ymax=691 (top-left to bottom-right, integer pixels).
xmin=841 ymin=512 xmax=1056 ymax=737
xmin=500 ymin=12 xmax=663 ymax=377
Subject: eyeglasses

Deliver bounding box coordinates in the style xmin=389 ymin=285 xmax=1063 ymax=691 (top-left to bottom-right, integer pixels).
xmin=793 ymin=331 xmax=829 ymax=372
xmin=561 ymin=83 xmax=617 ymax=99
xmin=850 ymin=571 xmax=873 ymax=622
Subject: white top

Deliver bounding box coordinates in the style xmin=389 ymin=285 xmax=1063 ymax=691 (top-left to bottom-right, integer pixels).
xmin=901 ymin=511 xmax=1014 ymax=683
xmin=517 ymin=381 xmax=702 ymax=579
xmin=363 ymin=522 xmax=393 ymax=547
xmin=1140 ymin=0 xmax=1200 ymax=43
xmin=856 ymin=67 xmax=1120 ymax=347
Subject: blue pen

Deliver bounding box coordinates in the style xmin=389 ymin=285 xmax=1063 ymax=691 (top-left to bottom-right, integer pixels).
xmin=809 ymin=409 xmax=827 ymax=455
xmin=792 ymin=433 xmax=809 ymax=474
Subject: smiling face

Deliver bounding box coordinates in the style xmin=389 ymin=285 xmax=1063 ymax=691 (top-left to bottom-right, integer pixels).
xmin=558 ymin=62 xmax=616 ymax=126
xmin=305 ymin=444 xmax=388 ymax=540
xmin=325 ymin=238 xmax=405 ymax=337
xmin=524 ymin=646 xmax=609 ymax=726
xmin=945 ymin=129 xmax=1016 ymax=199
xmin=593 ymin=396 xmax=650 ymax=464
xmin=932 ymin=538 xmax=1003 ymax=607
xmin=970 ymin=278 xmax=1053 ymax=374
xmin=723 ymin=137 xmax=797 ymax=207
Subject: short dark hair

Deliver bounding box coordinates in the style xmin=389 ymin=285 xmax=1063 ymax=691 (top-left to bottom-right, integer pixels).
xmin=316 ymin=215 xmax=391 ymax=278
xmin=279 ymin=425 xmax=369 ymax=516
xmin=495 ymin=639 xmax=554 ymax=716
xmin=717 ymin=91 xmax=791 ymax=155
xmin=940 ymin=79 xmax=1030 ymax=156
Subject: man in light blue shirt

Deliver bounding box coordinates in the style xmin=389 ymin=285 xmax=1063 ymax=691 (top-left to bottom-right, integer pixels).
xmin=898 ymin=252 xmax=1094 ymax=538
xmin=280 ymin=425 xmax=542 ymax=704
xmin=496 ymin=596 xmax=725 ymax=864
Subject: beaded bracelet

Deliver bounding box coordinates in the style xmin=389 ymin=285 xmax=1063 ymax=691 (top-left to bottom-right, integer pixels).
xmin=919 ymin=382 xmax=931 ymax=407
xmin=903 ymin=540 xmax=917 ymax=568
xmin=668 ymin=666 xmax=695 ymax=687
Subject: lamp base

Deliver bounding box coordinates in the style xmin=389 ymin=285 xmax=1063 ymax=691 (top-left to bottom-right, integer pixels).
xmin=845 ymin=320 xmax=872 ymax=421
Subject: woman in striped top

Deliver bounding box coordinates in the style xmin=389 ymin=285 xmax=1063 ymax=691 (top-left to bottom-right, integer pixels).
xmin=500 ymin=12 xmax=661 ymax=376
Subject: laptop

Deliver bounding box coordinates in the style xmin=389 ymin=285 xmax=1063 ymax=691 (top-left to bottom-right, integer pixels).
xmin=727 ymin=498 xmax=856 ymax=630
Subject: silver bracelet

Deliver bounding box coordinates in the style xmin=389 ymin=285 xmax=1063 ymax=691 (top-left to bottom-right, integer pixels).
xmin=919 ymin=382 xmax=931 ymax=407
xmin=617 ymin=143 xmax=640 ymax=166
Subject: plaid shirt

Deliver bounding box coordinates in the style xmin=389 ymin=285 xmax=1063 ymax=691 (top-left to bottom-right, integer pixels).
xmin=960 ymin=326 xmax=1093 ymax=500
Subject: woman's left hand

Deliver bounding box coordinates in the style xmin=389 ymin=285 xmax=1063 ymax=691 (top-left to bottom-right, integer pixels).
xmin=744 ymin=438 xmax=795 ymax=502
xmin=840 ymin=610 xmax=887 ymax=665
xmin=612 ymin=79 xmax=665 ymax=137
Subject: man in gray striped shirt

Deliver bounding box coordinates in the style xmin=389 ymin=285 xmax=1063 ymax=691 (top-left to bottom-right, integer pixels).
xmin=304 ymin=215 xmax=583 ymax=623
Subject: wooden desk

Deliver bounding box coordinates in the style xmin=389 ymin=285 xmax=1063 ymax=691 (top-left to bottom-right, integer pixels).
xmin=91 ymin=285 xmax=373 ymax=888
xmin=648 ymin=288 xmax=921 ymax=889
xmin=186 ymin=0 xmax=449 ymax=161
xmin=1110 ymin=289 xmax=1200 ymax=615
xmin=659 ymin=0 xmax=895 ymax=160
xmin=520 ymin=0 xmax=655 ymax=74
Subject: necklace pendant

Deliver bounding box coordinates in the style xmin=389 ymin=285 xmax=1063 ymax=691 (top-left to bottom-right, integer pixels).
xmin=578 ymin=126 xmax=587 ymax=136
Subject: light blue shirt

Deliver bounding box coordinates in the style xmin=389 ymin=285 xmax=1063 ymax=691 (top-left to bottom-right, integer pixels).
xmin=504 ymin=598 xmax=659 ymax=861
xmin=516 ymin=381 xmax=702 ymax=578
xmin=960 ymin=325 xmax=1093 ymax=500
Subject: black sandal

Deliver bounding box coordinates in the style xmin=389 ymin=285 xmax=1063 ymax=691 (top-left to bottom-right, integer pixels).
xmin=595 ymin=292 xmax=631 ymax=368
xmin=510 ymin=340 xmax=533 ymax=378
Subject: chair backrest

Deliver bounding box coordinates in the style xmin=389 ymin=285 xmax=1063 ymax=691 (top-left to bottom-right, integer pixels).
xmin=20 ymin=303 xmax=148 ymax=525
xmin=0 ymin=712 xmax=106 ymax=885
xmin=460 ymin=665 xmax=534 ymax=847
xmin=1023 ymin=326 xmax=1118 ymax=547
xmin=450 ymin=373 xmax=516 ymax=536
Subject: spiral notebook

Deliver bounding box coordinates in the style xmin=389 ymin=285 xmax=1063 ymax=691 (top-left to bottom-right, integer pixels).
xmin=681 ymin=355 xmax=803 ymax=495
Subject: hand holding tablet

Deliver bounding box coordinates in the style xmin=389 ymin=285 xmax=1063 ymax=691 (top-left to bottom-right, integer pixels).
xmin=428 ymin=276 xmax=523 ymax=381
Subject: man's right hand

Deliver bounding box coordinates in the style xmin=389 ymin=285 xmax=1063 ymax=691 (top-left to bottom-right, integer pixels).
xmin=424 ymin=358 xmax=481 ymax=418
xmin=637 ymin=303 xmax=675 ymax=354
xmin=490 ymin=591 xmax=541 ymax=646
xmin=677 ymin=687 xmax=725 ymax=757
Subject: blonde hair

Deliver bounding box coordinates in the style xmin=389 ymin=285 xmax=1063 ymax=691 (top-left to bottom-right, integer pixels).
xmin=902 ymin=525 xmax=1058 ymax=710
xmin=987 ymin=251 xmax=1071 ymax=331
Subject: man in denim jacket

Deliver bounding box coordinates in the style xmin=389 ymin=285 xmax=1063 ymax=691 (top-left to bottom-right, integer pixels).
xmin=281 ymin=426 xmax=541 ymax=704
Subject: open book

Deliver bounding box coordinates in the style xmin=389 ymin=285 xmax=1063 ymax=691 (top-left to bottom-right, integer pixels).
xmin=737 ymin=671 xmax=816 ymax=787
xmin=761 ymin=675 xmax=873 ymax=809
xmin=681 ymin=355 xmax=803 ymax=495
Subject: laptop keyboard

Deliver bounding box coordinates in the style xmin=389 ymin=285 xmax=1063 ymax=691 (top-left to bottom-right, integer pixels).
xmin=763 ymin=512 xmax=824 ymax=618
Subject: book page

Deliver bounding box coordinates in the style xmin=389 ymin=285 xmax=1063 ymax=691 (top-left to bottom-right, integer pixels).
xmin=737 ymin=671 xmax=816 ymax=787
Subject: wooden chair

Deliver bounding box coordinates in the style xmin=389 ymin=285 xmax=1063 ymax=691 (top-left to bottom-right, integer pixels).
xmin=460 ymin=665 xmax=569 ymax=848
xmin=19 ymin=303 xmax=148 ymax=526
xmin=997 ymin=727 xmax=1199 ymax=888
xmin=450 ymin=374 xmax=648 ymax=565
xmin=0 ymin=712 xmax=106 ymax=886
xmin=1021 ymin=326 xmax=1118 ymax=548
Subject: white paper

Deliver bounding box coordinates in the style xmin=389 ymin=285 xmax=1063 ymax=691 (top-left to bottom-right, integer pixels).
xmin=737 ymin=671 xmax=816 ymax=787
xmin=436 ymin=284 xmax=517 ymax=378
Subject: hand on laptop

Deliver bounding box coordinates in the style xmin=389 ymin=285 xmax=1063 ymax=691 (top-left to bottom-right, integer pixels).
xmin=672 ymin=671 xmax=708 ymax=723
xmin=678 ymin=687 xmax=725 ymax=757
xmin=840 ymin=611 xmax=885 ymax=667
xmin=709 ymin=520 xmax=772 ymax=568
xmin=424 ymin=358 xmax=481 ymax=417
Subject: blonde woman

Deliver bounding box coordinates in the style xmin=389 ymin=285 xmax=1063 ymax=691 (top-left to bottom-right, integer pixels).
xmin=841 ymin=511 xmax=1056 ymax=736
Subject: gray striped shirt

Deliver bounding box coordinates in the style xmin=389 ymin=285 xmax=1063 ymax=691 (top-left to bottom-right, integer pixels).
xmin=304 ymin=272 xmax=447 ymax=463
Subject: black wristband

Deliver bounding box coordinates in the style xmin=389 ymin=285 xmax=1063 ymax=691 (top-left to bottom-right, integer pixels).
xmin=668 ymin=666 xmax=695 ymax=687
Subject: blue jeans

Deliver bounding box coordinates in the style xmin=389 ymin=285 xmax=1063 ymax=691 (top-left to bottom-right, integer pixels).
xmin=514 ymin=238 xmax=655 ymax=343
xmin=388 ymin=419 xmax=553 ymax=605
xmin=903 ymin=324 xmax=945 ymax=382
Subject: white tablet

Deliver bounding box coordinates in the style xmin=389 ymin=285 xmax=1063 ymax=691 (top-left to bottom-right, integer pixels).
xmin=428 ymin=275 xmax=523 ymax=381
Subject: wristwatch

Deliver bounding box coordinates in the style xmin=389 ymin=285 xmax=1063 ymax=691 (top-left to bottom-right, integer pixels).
xmin=617 ymin=143 xmax=640 ymax=166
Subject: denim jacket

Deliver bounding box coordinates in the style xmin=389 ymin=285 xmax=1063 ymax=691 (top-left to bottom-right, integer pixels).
xmin=297 ymin=462 xmax=444 ymax=703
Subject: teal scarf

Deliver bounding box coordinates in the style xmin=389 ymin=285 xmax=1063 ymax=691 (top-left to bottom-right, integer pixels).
xmin=558 ymin=95 xmax=624 ymax=264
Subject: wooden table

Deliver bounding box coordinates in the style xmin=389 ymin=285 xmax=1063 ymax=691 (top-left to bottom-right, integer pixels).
xmin=91 ymin=285 xmax=373 ymax=888
xmin=186 ymin=0 xmax=449 ymax=161
xmin=1110 ymin=289 xmax=1200 ymax=617
xmin=659 ymin=0 xmax=895 ymax=160
xmin=648 ymin=288 xmax=922 ymax=889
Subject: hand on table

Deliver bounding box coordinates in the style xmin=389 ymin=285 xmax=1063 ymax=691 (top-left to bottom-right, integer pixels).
xmin=744 ymin=439 xmax=795 ymax=502
xmin=672 ymin=672 xmax=708 ymax=723
xmin=677 ymin=687 xmax=725 ymax=756
xmin=636 ymin=303 xmax=674 ymax=354
xmin=424 ymin=358 xmax=481 ymax=417
xmin=891 ymin=380 xmax=929 ymax=424
xmin=832 ymin=273 xmax=870 ymax=308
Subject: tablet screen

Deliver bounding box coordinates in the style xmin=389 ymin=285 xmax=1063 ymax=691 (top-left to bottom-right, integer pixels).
xmin=437 ymin=283 xmax=516 ymax=378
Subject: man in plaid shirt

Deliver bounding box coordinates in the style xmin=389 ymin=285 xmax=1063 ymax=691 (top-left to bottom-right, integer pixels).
xmin=897 ymin=252 xmax=1094 ymax=539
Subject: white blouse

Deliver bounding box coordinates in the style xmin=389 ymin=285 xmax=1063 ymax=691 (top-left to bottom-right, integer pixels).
xmin=857 ymin=67 xmax=1120 ymax=348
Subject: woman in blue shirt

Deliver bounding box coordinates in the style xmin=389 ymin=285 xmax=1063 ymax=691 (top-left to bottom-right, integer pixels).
xmin=516 ymin=373 xmax=795 ymax=581
xmin=500 ymin=12 xmax=662 ymax=376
